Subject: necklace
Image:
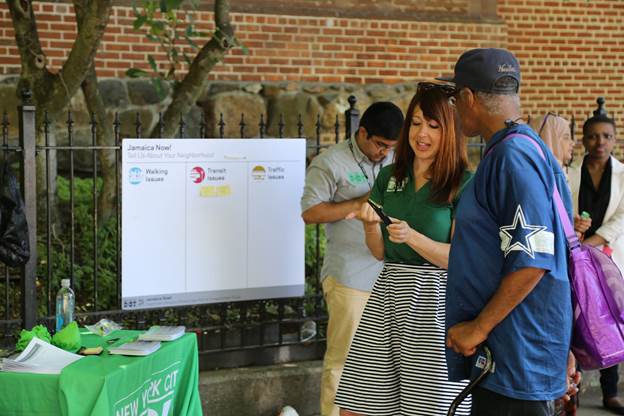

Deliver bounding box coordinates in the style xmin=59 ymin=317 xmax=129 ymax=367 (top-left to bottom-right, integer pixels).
xmin=348 ymin=139 xmax=377 ymax=190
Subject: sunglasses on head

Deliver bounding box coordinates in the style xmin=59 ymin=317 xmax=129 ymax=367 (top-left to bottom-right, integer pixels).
xmin=416 ymin=82 xmax=458 ymax=97
xmin=538 ymin=112 xmax=572 ymax=136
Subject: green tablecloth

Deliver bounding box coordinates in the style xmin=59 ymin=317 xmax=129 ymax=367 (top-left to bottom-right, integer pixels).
xmin=0 ymin=330 xmax=202 ymax=416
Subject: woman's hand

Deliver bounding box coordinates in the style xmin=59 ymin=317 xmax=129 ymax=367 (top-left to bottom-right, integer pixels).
xmin=387 ymin=220 xmax=415 ymax=244
xmin=346 ymin=201 xmax=381 ymax=225
xmin=574 ymin=214 xmax=591 ymax=234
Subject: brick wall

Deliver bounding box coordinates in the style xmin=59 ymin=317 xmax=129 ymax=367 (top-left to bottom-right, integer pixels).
xmin=0 ymin=1 xmax=623 ymax=153
xmin=0 ymin=3 xmax=504 ymax=83
xmin=498 ymin=0 xmax=624 ymax=156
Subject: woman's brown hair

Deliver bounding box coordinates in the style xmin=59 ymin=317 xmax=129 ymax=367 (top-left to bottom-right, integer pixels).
xmin=393 ymin=85 xmax=468 ymax=204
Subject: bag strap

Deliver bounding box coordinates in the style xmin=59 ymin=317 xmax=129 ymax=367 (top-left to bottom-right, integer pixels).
xmin=484 ymin=133 xmax=580 ymax=250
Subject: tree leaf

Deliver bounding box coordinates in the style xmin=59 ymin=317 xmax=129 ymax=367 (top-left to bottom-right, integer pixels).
xmin=126 ymin=68 xmax=150 ymax=78
xmin=185 ymin=35 xmax=198 ymax=50
xmin=160 ymin=0 xmax=184 ymax=12
xmin=150 ymin=21 xmax=166 ymax=35
xmin=240 ymin=43 xmax=250 ymax=56
xmin=166 ymin=0 xmax=185 ymax=10
xmin=185 ymin=24 xmax=194 ymax=38
xmin=148 ymin=55 xmax=159 ymax=73
xmin=133 ymin=15 xmax=148 ymax=30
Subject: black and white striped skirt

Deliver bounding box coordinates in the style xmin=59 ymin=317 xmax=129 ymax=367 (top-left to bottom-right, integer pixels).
xmin=334 ymin=262 xmax=470 ymax=416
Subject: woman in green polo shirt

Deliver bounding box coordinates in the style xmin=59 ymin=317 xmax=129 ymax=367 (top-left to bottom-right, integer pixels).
xmin=335 ymin=83 xmax=474 ymax=416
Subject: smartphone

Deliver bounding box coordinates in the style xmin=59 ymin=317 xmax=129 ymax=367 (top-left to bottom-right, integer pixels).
xmin=367 ymin=199 xmax=393 ymax=226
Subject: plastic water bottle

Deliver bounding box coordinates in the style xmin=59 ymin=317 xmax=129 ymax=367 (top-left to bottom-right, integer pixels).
xmin=55 ymin=279 xmax=75 ymax=332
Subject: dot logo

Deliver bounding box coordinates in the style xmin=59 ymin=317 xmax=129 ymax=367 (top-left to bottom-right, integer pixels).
xmin=190 ymin=166 xmax=205 ymax=183
xmin=128 ymin=167 xmax=143 ymax=185
xmin=251 ymin=165 xmax=266 ymax=180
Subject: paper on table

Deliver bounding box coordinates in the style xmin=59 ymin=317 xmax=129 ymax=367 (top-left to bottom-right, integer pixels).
xmin=138 ymin=326 xmax=185 ymax=342
xmin=0 ymin=337 xmax=83 ymax=374
xmin=109 ymin=340 xmax=161 ymax=356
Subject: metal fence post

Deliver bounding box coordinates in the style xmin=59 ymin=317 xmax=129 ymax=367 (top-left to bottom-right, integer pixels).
xmin=345 ymin=95 xmax=359 ymax=140
xmin=18 ymin=89 xmax=37 ymax=329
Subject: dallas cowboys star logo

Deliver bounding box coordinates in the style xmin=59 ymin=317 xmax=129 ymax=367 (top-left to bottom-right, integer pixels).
xmin=499 ymin=205 xmax=547 ymax=258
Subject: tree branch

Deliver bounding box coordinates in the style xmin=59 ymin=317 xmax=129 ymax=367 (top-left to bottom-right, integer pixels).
xmin=46 ymin=0 xmax=113 ymax=113
xmin=6 ymin=0 xmax=46 ymax=83
xmin=215 ymin=0 xmax=233 ymax=36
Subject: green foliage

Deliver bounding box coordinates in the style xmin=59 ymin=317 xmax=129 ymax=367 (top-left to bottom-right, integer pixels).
xmin=127 ymin=0 xmax=248 ymax=99
xmin=305 ymin=223 xmax=325 ymax=271
xmin=303 ymin=224 xmax=326 ymax=317
xmin=37 ymin=176 xmax=119 ymax=316
xmin=126 ymin=0 xmax=204 ymax=98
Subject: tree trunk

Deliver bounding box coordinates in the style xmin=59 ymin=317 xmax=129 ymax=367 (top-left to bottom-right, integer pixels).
xmin=75 ymin=0 xmax=116 ymax=223
xmin=7 ymin=0 xmax=113 ymax=229
xmin=81 ymin=68 xmax=117 ymax=223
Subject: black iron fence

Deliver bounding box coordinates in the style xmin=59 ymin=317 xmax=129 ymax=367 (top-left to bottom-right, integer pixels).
xmin=0 ymin=90 xmax=377 ymax=369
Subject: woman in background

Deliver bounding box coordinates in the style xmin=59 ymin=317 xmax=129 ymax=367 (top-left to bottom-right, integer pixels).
xmin=568 ymin=100 xmax=624 ymax=416
xmin=531 ymin=112 xmax=575 ymax=169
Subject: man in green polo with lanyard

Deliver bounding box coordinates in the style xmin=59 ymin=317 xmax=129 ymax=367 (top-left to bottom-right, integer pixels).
xmin=301 ymin=101 xmax=403 ymax=416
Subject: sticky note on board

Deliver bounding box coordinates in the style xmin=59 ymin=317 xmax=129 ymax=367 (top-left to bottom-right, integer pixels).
xmin=200 ymin=185 xmax=231 ymax=197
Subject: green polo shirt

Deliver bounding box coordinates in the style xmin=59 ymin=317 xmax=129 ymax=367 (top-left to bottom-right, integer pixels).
xmin=370 ymin=164 xmax=473 ymax=265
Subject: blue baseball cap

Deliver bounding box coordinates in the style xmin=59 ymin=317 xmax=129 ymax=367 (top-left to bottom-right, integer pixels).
xmin=437 ymin=48 xmax=521 ymax=94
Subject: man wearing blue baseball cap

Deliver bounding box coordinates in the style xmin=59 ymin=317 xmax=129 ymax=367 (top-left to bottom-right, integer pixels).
xmin=440 ymin=48 xmax=577 ymax=415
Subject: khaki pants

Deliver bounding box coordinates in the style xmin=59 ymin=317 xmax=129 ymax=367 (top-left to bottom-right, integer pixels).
xmin=321 ymin=276 xmax=370 ymax=416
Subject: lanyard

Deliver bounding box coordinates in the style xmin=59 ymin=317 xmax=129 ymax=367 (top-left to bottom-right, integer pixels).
xmin=348 ymin=139 xmax=378 ymax=190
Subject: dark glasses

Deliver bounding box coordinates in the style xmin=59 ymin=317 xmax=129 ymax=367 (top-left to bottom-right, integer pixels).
xmin=416 ymin=81 xmax=458 ymax=97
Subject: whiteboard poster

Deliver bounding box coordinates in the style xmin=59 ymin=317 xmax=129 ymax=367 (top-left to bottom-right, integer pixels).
xmin=121 ymin=139 xmax=306 ymax=310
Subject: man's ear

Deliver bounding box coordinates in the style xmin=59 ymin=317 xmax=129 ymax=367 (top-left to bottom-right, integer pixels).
xmin=462 ymin=88 xmax=476 ymax=109
xmin=357 ymin=126 xmax=368 ymax=140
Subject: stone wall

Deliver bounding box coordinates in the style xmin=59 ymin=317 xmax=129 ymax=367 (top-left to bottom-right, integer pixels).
xmin=0 ymin=75 xmax=421 ymax=166
xmin=0 ymin=75 xmax=596 ymax=170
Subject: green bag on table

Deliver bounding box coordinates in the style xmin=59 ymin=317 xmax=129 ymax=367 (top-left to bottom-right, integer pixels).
xmin=15 ymin=324 xmax=52 ymax=351
xmin=52 ymin=321 xmax=81 ymax=352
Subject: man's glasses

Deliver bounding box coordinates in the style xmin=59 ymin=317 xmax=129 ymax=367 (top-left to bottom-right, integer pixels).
xmin=369 ymin=137 xmax=395 ymax=151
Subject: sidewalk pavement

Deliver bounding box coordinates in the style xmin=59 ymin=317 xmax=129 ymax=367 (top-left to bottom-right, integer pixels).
xmin=577 ymin=387 xmax=614 ymax=416
xmin=305 ymin=388 xmax=613 ymax=416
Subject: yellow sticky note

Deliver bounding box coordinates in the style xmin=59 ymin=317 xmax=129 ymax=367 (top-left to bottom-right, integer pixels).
xmin=200 ymin=186 xmax=217 ymax=197
xmin=217 ymin=185 xmax=231 ymax=196
xmin=200 ymin=185 xmax=231 ymax=197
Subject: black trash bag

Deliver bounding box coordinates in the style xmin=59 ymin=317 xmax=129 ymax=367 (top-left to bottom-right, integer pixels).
xmin=0 ymin=164 xmax=30 ymax=266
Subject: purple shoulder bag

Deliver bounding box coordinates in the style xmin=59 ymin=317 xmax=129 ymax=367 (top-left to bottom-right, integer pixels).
xmin=492 ymin=133 xmax=624 ymax=370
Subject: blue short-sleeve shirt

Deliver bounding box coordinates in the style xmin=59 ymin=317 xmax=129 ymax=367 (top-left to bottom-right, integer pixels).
xmin=446 ymin=124 xmax=573 ymax=401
